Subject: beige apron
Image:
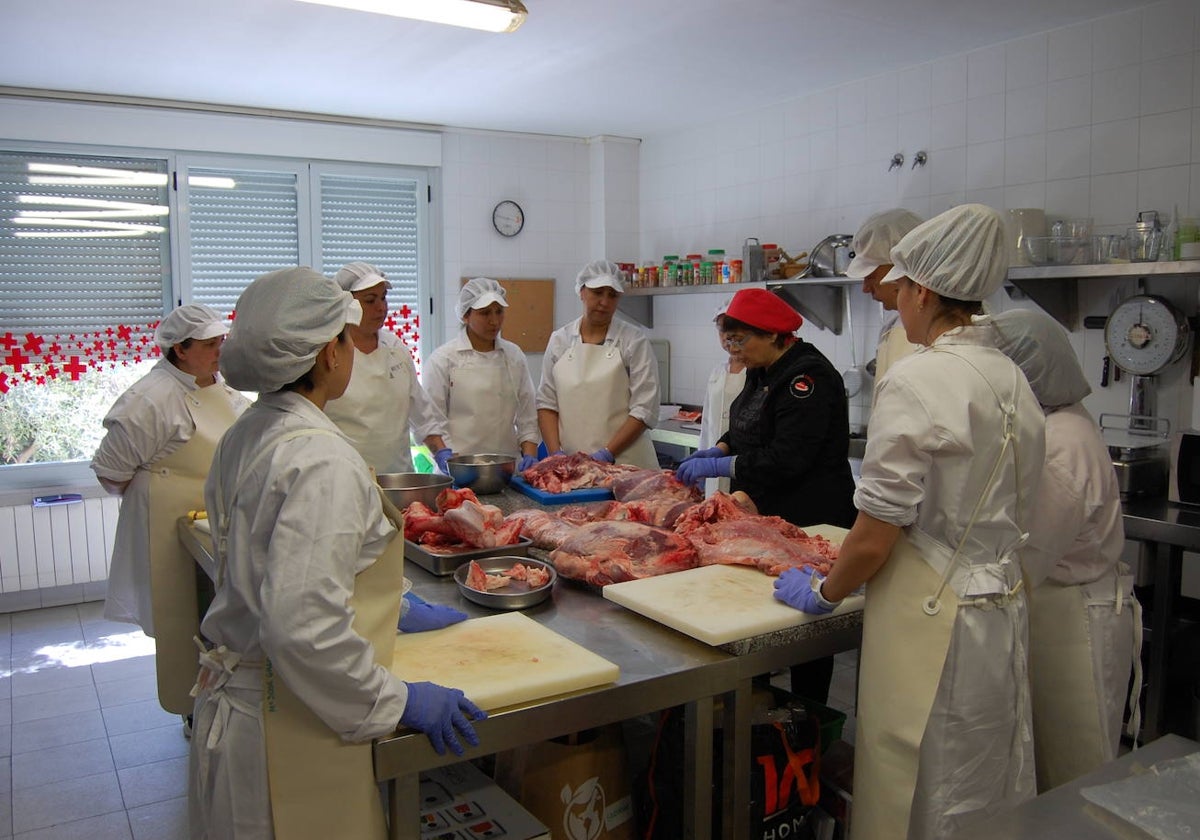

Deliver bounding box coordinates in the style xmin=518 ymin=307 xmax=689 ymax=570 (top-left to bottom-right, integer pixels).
xmin=854 ymin=347 xmax=1026 ymax=838
xmin=1029 ymin=569 xmax=1141 ymax=791
xmin=553 ymin=342 xmax=658 ymax=469
xmin=263 ymin=485 xmax=405 ymax=840
xmin=325 ymin=343 xmax=415 ymax=473
xmin=852 ymin=535 xmax=956 ymax=840
xmin=148 ymin=384 xmax=240 ymax=714
xmin=872 ymin=324 xmax=917 ymax=405
xmin=447 ymin=358 xmax=519 ymax=455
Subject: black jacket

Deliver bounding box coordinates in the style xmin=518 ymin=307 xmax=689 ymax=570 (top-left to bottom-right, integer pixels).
xmin=719 ymin=340 xmax=856 ymax=528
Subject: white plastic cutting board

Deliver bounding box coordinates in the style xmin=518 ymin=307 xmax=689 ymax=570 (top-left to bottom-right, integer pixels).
xmin=603 ymin=524 xmax=863 ymax=646
xmin=390 ymin=612 xmax=619 ymax=711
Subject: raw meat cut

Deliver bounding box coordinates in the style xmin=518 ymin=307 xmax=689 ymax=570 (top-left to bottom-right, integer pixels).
xmin=611 ymin=470 xmax=699 ymax=504
xmin=550 ymin=521 xmax=699 ymax=587
xmin=505 ymin=509 xmax=581 ymax=550
xmin=464 ymin=560 xmax=551 ymax=593
xmin=521 ymin=452 xmax=640 ymax=494
xmin=672 ymin=492 xmax=840 ymax=576
xmin=404 ymin=492 xmax=522 ymax=551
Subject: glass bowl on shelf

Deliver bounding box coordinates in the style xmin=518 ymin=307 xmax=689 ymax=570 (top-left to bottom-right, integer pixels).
xmin=1022 ymin=236 xmax=1089 ymax=266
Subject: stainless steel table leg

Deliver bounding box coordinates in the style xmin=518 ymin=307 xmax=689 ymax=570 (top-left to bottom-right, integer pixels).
xmin=721 ymin=679 xmax=753 ymax=840
xmin=386 ymin=774 xmax=420 ymax=840
xmin=683 ymin=698 xmax=714 ymax=840
xmin=1144 ymin=542 xmax=1181 ymax=741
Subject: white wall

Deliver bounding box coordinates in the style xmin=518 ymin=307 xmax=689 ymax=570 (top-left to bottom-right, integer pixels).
xmin=437 ymin=131 xmax=632 ymax=377
xmin=636 ymin=0 xmax=1200 ymax=435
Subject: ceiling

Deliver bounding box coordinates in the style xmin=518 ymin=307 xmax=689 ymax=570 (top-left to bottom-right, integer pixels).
xmin=1 ymin=0 xmax=1158 ymax=139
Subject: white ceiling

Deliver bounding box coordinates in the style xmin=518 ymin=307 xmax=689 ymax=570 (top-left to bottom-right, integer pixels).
xmin=1 ymin=0 xmax=1158 ymax=139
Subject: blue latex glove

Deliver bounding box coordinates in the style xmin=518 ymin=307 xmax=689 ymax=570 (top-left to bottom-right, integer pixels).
xmin=517 ymin=454 xmax=538 ymax=473
xmin=680 ymin=445 xmax=725 ymax=465
xmin=398 ymin=593 xmax=467 ymax=632
xmin=590 ymin=447 xmax=615 ymax=464
xmin=549 ymin=449 xmax=567 ymax=458
xmin=674 ymin=455 xmax=733 ymax=488
xmin=400 ymin=681 xmax=487 ymax=756
xmin=773 ymin=567 xmax=840 ymax=615
xmin=433 ymin=447 xmax=454 ymax=475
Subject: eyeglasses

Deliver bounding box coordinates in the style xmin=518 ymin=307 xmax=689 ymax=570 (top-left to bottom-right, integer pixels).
xmin=721 ymin=333 xmax=750 ymax=349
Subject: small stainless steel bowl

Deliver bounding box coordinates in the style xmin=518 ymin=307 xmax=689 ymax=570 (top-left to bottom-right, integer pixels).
xmin=376 ymin=472 xmax=453 ymax=510
xmin=447 ymin=453 xmax=516 ymax=495
xmin=453 ymin=556 xmax=557 ymax=610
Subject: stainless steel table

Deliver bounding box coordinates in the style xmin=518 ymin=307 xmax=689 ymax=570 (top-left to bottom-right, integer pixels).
xmin=374 ymin=487 xmax=862 ymax=840
xmin=1121 ymin=497 xmax=1200 ymax=740
xmin=965 ymin=734 xmax=1198 ymax=839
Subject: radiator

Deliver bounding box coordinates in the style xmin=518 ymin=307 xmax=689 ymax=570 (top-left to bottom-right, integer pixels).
xmin=0 ymin=494 xmax=119 ymax=592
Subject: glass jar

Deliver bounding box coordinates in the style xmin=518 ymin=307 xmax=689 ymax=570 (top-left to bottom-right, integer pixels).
xmin=730 ymin=259 xmax=743 ymax=284
xmin=662 ymin=255 xmax=679 ymax=288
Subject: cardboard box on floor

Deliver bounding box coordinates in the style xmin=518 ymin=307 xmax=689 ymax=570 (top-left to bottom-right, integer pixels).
xmin=494 ymin=724 xmax=636 ymax=840
xmin=420 ymin=761 xmax=549 ymax=840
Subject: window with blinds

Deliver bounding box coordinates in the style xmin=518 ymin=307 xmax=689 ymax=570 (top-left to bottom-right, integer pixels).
xmin=186 ymin=167 xmax=300 ymax=314
xmin=0 ymin=151 xmax=171 ymax=335
xmin=2 ymin=148 xmax=432 ymax=475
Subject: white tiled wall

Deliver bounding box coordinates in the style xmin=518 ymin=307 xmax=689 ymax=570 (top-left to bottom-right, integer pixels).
xmin=635 ymin=0 xmax=1200 ymax=434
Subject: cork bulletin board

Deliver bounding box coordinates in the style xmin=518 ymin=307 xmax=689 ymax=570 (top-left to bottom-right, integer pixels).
xmin=460 ymin=278 xmax=555 ymax=353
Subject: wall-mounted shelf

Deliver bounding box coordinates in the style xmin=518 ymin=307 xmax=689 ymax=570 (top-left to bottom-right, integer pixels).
xmin=1005 ymin=260 xmax=1200 ymax=328
xmin=618 ymin=275 xmax=861 ymax=333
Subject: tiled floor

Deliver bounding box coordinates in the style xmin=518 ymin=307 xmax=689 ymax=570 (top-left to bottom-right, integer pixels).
xmin=0 ymin=602 xmax=188 ymax=839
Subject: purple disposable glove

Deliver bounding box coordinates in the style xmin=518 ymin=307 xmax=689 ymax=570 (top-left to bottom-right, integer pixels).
xmin=398 ymin=594 xmax=467 ymax=633
xmin=517 ymin=454 xmax=538 ymax=473
xmin=674 ymin=455 xmax=733 ymax=488
xmin=400 ymin=681 xmax=486 ymax=756
xmin=591 ymin=447 xmax=615 ymax=464
xmin=773 ymin=566 xmax=840 ymax=615
xmin=680 ymin=446 xmax=725 ymax=465
xmin=433 ymin=448 xmax=454 ymax=475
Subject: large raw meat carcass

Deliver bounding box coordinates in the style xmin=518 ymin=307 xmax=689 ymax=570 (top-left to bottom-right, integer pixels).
xmin=404 ymin=488 xmax=522 ymax=551
xmin=520 ymin=452 xmax=640 ymax=493
xmin=611 ymin=470 xmax=700 ymax=503
xmin=550 ymin=520 xmax=699 ymax=587
xmin=505 ymin=508 xmax=581 ymax=550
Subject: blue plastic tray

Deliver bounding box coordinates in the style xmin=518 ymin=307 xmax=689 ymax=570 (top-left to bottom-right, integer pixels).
xmin=510 ymin=475 xmax=614 ymax=505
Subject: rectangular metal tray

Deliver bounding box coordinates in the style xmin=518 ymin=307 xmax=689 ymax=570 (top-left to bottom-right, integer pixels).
xmin=404 ymin=536 xmax=533 ymax=576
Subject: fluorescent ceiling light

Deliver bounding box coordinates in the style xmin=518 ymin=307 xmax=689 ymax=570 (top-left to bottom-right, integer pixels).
xmin=25 ymin=164 xmax=236 ymax=189
xmin=295 ymin=0 xmax=527 ymax=33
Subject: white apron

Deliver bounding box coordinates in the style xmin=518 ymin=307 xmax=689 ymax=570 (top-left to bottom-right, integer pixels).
xmin=145 ymin=384 xmax=240 ymax=713
xmin=446 ymin=355 xmax=519 ymax=455
xmin=191 ymin=431 xmax=404 ymax=840
xmin=700 ymin=364 xmax=746 ymax=497
xmin=553 ymin=342 xmax=658 ymax=469
xmin=853 ymin=351 xmax=1034 ymax=840
xmin=325 ymin=344 xmax=414 ymax=473
xmin=1028 ymin=566 xmax=1142 ymax=791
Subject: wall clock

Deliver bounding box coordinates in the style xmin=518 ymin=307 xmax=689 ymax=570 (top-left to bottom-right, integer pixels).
xmin=492 ymin=200 xmax=525 ymax=237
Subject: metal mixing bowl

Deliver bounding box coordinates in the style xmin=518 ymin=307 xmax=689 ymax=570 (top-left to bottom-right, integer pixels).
xmin=375 ymin=472 xmax=453 ymax=510
xmin=447 ymin=453 xmax=516 ymax=495
xmin=453 ymin=556 xmax=557 ymax=610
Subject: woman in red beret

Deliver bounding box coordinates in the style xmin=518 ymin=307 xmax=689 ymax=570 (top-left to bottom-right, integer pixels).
xmin=676 ymin=288 xmax=856 ymax=527
xmin=676 ymin=287 xmax=856 ymax=701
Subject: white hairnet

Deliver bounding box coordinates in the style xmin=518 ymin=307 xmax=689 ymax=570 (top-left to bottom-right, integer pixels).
xmin=845 ymin=209 xmax=923 ymax=278
xmin=154 ymin=304 xmax=229 ymax=350
xmin=333 ymin=261 xmax=391 ymax=293
xmin=882 ymin=204 xmax=1008 ymax=301
xmin=575 ymin=260 xmax=625 ymax=294
xmin=990 ymin=309 xmax=1091 ymax=409
xmin=457 ymin=277 xmax=508 ymax=321
xmin=712 ymin=297 xmax=734 ymax=323
xmin=220 ymin=267 xmax=362 ymax=393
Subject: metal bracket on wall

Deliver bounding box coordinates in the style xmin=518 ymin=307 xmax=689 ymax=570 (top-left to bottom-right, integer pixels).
xmin=769 ymin=282 xmax=844 ymax=335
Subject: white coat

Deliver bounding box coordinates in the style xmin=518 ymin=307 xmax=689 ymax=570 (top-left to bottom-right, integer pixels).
xmin=699 ymin=362 xmax=746 ymax=496
xmin=423 ymin=331 xmax=539 ymax=456
xmin=855 ymin=323 xmax=1046 ymax=838
xmin=872 ymin=312 xmax=917 ymax=404
xmin=536 ymin=315 xmax=660 ymax=459
xmin=323 ymin=332 xmax=448 ymax=473
xmin=190 ymin=392 xmax=409 ymax=838
xmin=91 ymin=359 xmax=249 ymax=633
xmin=1019 ymin=402 xmax=1136 ymax=787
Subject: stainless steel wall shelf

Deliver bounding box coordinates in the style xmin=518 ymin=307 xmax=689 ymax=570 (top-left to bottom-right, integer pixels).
xmin=1005 ymin=260 xmax=1200 ymax=328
